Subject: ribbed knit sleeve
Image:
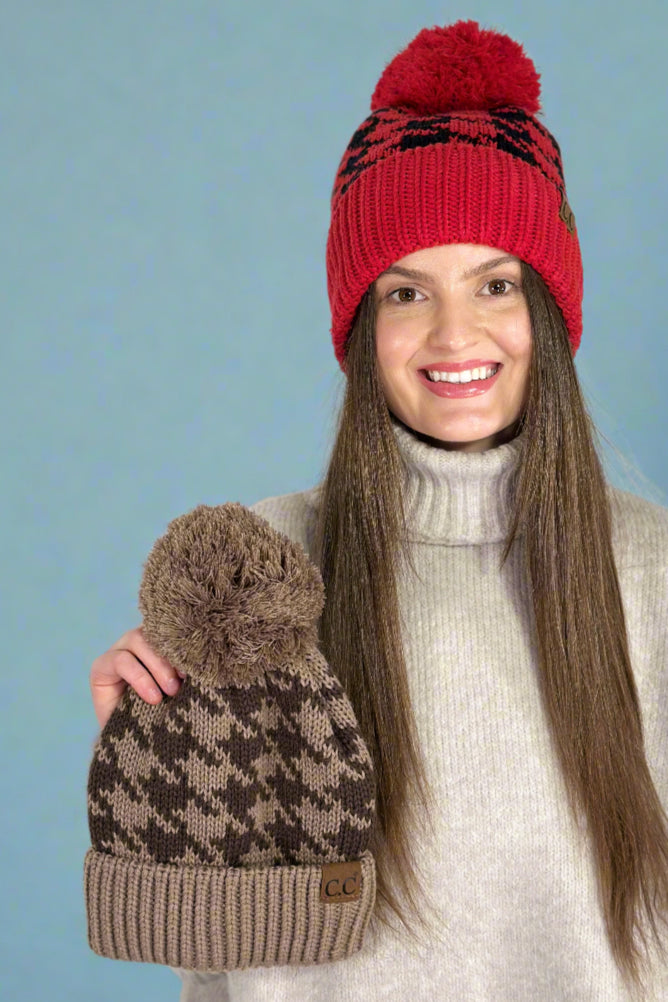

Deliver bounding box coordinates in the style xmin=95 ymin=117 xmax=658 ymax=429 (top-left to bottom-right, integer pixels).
xmin=609 ymin=487 xmax=668 ymax=809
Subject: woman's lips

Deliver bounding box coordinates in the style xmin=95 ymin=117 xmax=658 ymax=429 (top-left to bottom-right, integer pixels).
xmin=417 ymin=364 xmax=503 ymax=398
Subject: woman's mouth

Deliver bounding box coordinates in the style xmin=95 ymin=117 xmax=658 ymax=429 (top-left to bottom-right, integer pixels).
xmin=424 ymin=363 xmax=500 ymax=384
xmin=417 ymin=363 xmax=503 ymax=398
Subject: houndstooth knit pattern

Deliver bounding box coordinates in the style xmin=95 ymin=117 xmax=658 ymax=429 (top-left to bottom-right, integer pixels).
xmin=87 ymin=656 xmax=374 ymax=869
xmin=84 ymin=504 xmax=377 ymax=971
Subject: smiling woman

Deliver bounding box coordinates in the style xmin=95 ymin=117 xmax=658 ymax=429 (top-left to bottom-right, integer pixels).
xmin=87 ymin=17 xmax=668 ymax=1002
xmin=373 ymin=243 xmax=532 ymax=451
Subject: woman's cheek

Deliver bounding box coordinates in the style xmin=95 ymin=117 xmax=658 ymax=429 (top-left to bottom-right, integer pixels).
xmin=496 ymin=312 xmax=532 ymax=355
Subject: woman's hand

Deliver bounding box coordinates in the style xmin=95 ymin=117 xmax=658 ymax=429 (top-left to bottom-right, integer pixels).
xmin=90 ymin=626 xmax=184 ymax=731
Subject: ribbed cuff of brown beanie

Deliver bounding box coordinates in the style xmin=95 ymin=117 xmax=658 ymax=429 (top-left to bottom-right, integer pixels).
xmin=84 ymin=848 xmax=376 ymax=971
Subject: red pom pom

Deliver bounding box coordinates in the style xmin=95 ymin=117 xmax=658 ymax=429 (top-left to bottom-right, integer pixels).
xmin=371 ymin=20 xmax=541 ymax=116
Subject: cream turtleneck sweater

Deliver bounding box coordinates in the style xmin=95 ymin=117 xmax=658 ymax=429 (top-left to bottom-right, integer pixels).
xmin=176 ymin=419 xmax=668 ymax=1002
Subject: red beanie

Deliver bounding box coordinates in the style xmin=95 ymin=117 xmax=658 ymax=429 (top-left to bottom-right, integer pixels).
xmin=325 ymin=20 xmax=583 ymax=371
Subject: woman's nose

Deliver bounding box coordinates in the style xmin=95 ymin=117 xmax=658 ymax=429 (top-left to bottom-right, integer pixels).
xmin=426 ymin=298 xmax=479 ymax=352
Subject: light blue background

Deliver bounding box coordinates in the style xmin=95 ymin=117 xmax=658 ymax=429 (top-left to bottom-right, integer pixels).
xmin=2 ymin=1 xmax=666 ymax=999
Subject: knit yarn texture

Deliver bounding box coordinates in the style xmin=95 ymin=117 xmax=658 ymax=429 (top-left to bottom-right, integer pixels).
xmin=174 ymin=420 xmax=668 ymax=1001
xmin=84 ymin=503 xmax=376 ymax=972
xmin=325 ymin=20 xmax=583 ymax=369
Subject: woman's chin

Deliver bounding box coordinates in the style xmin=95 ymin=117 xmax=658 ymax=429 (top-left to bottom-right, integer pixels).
xmin=406 ymin=418 xmax=523 ymax=452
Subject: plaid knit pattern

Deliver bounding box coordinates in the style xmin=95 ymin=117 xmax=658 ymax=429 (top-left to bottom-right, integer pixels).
xmin=325 ymin=23 xmax=583 ymax=369
xmin=84 ymin=504 xmax=377 ymax=971
xmin=333 ymin=107 xmax=565 ymax=201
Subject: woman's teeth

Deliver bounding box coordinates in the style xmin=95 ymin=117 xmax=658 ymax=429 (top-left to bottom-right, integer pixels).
xmin=425 ymin=364 xmax=499 ymax=383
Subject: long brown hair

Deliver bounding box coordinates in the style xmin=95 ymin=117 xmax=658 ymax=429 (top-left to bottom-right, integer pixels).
xmin=312 ymin=260 xmax=668 ymax=996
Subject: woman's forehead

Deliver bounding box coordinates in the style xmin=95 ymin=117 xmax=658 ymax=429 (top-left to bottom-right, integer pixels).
xmin=377 ymin=245 xmax=522 ymax=283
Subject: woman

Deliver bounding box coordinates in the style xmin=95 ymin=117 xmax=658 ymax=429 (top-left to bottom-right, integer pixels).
xmin=89 ymin=19 xmax=668 ymax=1002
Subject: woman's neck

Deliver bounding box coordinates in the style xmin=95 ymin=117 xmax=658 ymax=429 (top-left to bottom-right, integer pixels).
xmin=393 ymin=415 xmax=525 ymax=453
xmin=390 ymin=415 xmax=526 ymax=544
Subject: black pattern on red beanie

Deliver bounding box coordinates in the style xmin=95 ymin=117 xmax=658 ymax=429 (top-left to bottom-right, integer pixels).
xmin=326 ymin=19 xmax=582 ymax=368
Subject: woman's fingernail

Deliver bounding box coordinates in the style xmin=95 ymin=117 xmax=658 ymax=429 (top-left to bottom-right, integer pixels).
xmin=176 ymin=670 xmax=187 ymax=679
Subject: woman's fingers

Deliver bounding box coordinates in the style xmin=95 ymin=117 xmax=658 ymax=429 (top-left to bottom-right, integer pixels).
xmin=90 ymin=625 xmax=184 ymax=731
xmin=115 ymin=625 xmax=185 ymax=692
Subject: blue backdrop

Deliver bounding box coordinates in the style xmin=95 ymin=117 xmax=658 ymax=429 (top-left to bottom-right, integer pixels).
xmin=2 ymin=2 xmax=666 ymax=999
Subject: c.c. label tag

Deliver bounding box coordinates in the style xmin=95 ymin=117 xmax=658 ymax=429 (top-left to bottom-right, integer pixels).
xmin=320 ymin=861 xmax=362 ymax=903
xmin=559 ymin=194 xmax=575 ymax=234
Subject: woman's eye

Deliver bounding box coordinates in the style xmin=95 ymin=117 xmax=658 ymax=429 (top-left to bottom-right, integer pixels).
xmin=389 ymin=287 xmax=424 ymax=303
xmin=483 ymin=278 xmax=514 ymax=296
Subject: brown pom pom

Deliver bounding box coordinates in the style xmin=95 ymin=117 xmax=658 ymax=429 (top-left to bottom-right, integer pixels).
xmin=137 ymin=503 xmax=325 ymax=687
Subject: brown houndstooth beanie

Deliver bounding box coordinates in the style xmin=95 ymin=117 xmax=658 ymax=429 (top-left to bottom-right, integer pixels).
xmin=83 ymin=503 xmax=376 ymax=972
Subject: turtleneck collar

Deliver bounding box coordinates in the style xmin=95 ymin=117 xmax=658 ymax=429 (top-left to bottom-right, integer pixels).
xmin=390 ymin=416 xmax=525 ymax=545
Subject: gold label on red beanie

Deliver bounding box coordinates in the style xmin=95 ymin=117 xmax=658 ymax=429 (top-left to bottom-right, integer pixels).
xmin=320 ymin=861 xmax=362 ymax=902
xmin=559 ymin=194 xmax=576 ymax=234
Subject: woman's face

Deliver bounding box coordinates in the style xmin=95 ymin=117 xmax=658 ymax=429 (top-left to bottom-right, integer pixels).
xmin=374 ymin=243 xmax=532 ymax=451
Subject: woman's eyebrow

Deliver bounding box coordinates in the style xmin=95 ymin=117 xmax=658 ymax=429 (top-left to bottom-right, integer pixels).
xmin=378 ymin=254 xmax=519 ymax=284
xmin=460 ymin=254 xmax=519 ymax=279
